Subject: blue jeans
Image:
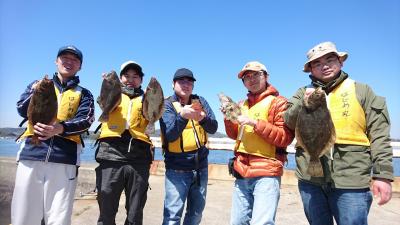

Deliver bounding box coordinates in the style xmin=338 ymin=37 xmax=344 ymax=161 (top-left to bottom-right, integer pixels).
xmin=162 ymin=168 xmax=208 ymax=225
xmin=298 ymin=180 xmax=372 ymax=225
xmin=230 ymin=176 xmax=281 ymax=225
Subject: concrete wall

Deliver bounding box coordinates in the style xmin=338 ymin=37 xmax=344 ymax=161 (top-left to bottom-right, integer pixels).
xmin=1 ymin=157 xmax=399 ymax=195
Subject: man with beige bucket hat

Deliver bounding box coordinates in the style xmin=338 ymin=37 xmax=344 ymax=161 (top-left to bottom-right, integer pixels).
xmin=284 ymin=41 xmax=394 ymax=225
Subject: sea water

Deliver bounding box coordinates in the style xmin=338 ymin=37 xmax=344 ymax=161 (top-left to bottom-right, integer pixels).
xmin=0 ymin=138 xmax=398 ymax=176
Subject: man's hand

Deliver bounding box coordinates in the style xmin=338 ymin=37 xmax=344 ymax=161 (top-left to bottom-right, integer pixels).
xmin=33 ymin=122 xmax=64 ymax=141
xmin=372 ymin=178 xmax=392 ymax=205
xmin=192 ymin=111 xmax=206 ymax=122
xmin=237 ymin=115 xmax=257 ymax=127
xmin=304 ymin=87 xmax=315 ymax=102
xmin=31 ymin=80 xmax=41 ymax=91
xmin=180 ymin=105 xmax=206 ymax=121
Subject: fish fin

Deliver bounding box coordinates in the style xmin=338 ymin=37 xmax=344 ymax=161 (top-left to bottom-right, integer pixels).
xmin=307 ymin=160 xmax=324 ymax=177
xmin=98 ymin=113 xmax=109 ymax=122
xmin=295 ymin=126 xmax=306 ymax=151
xmin=145 ymin=123 xmax=155 ymax=136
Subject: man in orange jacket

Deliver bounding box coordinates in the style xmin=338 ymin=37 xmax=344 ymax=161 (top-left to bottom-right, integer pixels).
xmin=223 ymin=61 xmax=294 ymax=225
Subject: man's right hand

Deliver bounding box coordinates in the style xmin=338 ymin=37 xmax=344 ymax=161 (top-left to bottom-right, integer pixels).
xmin=31 ymin=80 xmax=40 ymax=91
xmin=180 ymin=105 xmax=205 ymax=121
xmin=372 ymin=178 xmax=392 ymax=205
xmin=303 ymin=87 xmax=315 ymax=102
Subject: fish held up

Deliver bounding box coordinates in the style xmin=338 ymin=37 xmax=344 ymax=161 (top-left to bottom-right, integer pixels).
xmin=295 ymin=87 xmax=336 ymax=177
xmin=142 ymin=77 xmax=164 ymax=134
xmin=27 ymin=75 xmax=58 ymax=145
xmin=97 ymin=71 xmax=122 ymax=122
xmin=218 ymin=93 xmax=241 ymax=123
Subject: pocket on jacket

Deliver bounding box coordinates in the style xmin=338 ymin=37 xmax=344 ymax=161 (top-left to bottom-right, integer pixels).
xmin=333 ymin=145 xmax=372 ymax=177
xmin=371 ymin=96 xmax=390 ymax=123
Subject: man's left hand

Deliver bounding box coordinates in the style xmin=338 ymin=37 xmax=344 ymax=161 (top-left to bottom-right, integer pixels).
xmin=372 ymin=178 xmax=392 ymax=205
xmin=237 ymin=115 xmax=257 ymax=127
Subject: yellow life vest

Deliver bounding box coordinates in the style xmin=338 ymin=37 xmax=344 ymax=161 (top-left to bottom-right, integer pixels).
xmin=236 ymin=95 xmax=276 ymax=158
xmin=328 ymin=79 xmax=370 ymax=146
xmin=99 ymin=94 xmax=151 ymax=144
xmin=21 ymin=85 xmax=82 ymax=143
xmin=164 ymin=101 xmax=208 ymax=153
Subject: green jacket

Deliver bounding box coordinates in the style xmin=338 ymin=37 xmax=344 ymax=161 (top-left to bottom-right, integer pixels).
xmin=284 ymin=71 xmax=394 ymax=188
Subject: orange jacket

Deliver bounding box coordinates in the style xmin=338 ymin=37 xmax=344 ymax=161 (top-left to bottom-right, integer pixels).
xmin=224 ymin=84 xmax=294 ymax=177
xmin=224 ymin=84 xmax=294 ymax=148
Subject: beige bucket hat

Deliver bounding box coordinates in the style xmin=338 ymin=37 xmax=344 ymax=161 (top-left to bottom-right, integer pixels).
xmin=303 ymin=41 xmax=348 ymax=72
xmin=238 ymin=61 xmax=268 ymax=79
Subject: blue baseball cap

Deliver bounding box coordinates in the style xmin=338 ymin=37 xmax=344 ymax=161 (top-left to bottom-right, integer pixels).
xmin=173 ymin=68 xmax=196 ymax=82
xmin=57 ymin=45 xmax=83 ymax=64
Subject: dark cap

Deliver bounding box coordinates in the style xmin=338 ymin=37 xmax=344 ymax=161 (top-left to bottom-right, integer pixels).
xmin=173 ymin=68 xmax=196 ymax=82
xmin=57 ymin=45 xmax=83 ymax=64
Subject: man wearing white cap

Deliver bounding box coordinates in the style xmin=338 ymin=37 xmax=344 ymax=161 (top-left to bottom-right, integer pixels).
xmin=95 ymin=61 xmax=154 ymax=225
xmin=224 ymin=61 xmax=294 ymax=225
xmin=284 ymin=42 xmax=394 ymax=225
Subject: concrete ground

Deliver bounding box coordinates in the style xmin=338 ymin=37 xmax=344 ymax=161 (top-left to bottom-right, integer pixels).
xmin=1 ymin=157 xmax=399 ymax=225
xmin=72 ymin=175 xmax=399 ymax=225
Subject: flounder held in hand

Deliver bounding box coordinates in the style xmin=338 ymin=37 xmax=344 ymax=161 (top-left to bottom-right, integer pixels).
xmin=142 ymin=77 xmax=164 ymax=134
xmin=218 ymin=93 xmax=241 ymax=123
xmin=27 ymin=75 xmax=58 ymax=145
xmin=295 ymin=87 xmax=336 ymax=177
xmin=97 ymin=71 xmax=122 ymax=122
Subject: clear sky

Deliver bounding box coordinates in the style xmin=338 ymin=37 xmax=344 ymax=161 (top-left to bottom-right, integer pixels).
xmin=1 ymin=0 xmax=399 ymax=138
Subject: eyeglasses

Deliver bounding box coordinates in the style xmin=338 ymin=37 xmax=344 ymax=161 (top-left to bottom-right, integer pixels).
xmin=242 ymin=72 xmax=264 ymax=82
xmin=310 ymin=55 xmax=340 ymax=70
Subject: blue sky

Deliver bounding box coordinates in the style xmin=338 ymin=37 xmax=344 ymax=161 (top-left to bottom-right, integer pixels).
xmin=1 ymin=0 xmax=399 ymax=138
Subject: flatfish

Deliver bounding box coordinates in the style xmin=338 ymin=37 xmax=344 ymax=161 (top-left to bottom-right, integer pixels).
xmin=295 ymin=87 xmax=336 ymax=177
xmin=142 ymin=77 xmax=164 ymax=134
xmin=97 ymin=71 xmax=122 ymax=122
xmin=218 ymin=93 xmax=241 ymax=123
xmin=27 ymin=75 xmax=58 ymax=145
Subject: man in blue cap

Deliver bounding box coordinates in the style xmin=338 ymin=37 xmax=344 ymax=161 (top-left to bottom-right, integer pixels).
xmin=160 ymin=68 xmax=218 ymax=225
xmin=12 ymin=45 xmax=95 ymax=225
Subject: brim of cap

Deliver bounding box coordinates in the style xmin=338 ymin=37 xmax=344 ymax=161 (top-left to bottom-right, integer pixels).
xmin=173 ymin=76 xmax=196 ymax=82
xmin=303 ymin=51 xmax=348 ymax=73
xmin=238 ymin=69 xmax=265 ymax=79
xmin=58 ymin=49 xmax=82 ymax=61
xmin=120 ymin=62 xmax=142 ymax=75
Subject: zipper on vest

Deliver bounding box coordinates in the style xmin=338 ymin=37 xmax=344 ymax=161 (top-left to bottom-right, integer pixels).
xmin=126 ymin=99 xmax=133 ymax=130
xmin=57 ymin=88 xmax=63 ymax=109
xmin=179 ymin=135 xmax=184 ymax=153
xmin=45 ymin=137 xmax=54 ymax=163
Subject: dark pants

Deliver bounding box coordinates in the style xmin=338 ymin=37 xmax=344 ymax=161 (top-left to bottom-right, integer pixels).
xmin=96 ymin=161 xmax=150 ymax=225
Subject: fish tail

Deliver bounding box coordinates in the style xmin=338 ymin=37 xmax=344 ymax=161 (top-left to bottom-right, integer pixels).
xmin=30 ymin=135 xmax=41 ymax=145
xmin=98 ymin=113 xmax=109 ymax=122
xmin=307 ymin=160 xmax=324 ymax=177
xmin=145 ymin=123 xmax=155 ymax=135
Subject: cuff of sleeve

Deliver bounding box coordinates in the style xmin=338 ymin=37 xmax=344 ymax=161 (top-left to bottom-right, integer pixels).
xmin=177 ymin=114 xmax=189 ymax=123
xmin=372 ymin=174 xmax=394 ymax=182
xmin=59 ymin=121 xmax=67 ymax=136
xmin=199 ymin=116 xmax=208 ymax=125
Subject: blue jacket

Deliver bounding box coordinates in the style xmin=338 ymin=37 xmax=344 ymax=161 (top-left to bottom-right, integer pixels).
xmin=159 ymin=94 xmax=218 ymax=170
xmin=16 ymin=73 xmax=95 ymax=165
